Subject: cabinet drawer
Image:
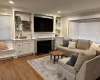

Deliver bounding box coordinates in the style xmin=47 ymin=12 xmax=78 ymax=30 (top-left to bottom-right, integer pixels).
xmin=15 ymin=42 xmax=22 ymax=49
xmin=23 ymin=41 xmax=30 ymax=44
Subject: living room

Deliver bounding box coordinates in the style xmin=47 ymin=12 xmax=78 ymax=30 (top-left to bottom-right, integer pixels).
xmin=0 ymin=0 xmax=100 ymax=80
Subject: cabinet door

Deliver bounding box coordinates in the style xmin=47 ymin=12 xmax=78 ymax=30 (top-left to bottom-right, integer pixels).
xmin=29 ymin=40 xmax=34 ymax=53
xmin=23 ymin=41 xmax=29 ymax=54
xmin=15 ymin=49 xmax=23 ymax=56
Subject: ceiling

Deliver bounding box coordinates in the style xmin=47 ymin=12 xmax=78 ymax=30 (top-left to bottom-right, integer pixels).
xmin=0 ymin=0 xmax=100 ymax=15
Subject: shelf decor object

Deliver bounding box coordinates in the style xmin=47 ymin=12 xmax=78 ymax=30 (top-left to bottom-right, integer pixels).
xmin=22 ymin=21 xmax=31 ymax=31
xmin=15 ymin=16 xmax=22 ymax=31
xmin=55 ymin=17 xmax=62 ymax=37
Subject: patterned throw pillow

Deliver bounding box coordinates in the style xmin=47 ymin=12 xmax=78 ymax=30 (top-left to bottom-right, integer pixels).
xmin=0 ymin=41 xmax=8 ymax=50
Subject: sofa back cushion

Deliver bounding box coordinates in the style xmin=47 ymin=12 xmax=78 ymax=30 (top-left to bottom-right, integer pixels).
xmin=77 ymin=39 xmax=91 ymax=50
xmin=72 ymin=39 xmax=78 ymax=42
xmin=74 ymin=49 xmax=96 ymax=71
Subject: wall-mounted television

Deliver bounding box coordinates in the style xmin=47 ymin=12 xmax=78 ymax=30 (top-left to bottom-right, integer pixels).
xmin=34 ymin=15 xmax=53 ymax=32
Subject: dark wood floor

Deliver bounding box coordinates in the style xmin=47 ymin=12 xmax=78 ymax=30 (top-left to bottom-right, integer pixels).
xmin=0 ymin=54 xmax=48 ymax=80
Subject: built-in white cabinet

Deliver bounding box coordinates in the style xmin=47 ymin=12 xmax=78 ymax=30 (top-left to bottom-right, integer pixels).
xmin=29 ymin=40 xmax=34 ymax=53
xmin=23 ymin=41 xmax=29 ymax=54
xmin=15 ymin=41 xmax=23 ymax=56
xmin=14 ymin=39 xmax=34 ymax=57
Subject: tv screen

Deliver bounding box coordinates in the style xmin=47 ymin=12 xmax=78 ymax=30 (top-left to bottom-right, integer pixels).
xmin=34 ymin=16 xmax=53 ymax=32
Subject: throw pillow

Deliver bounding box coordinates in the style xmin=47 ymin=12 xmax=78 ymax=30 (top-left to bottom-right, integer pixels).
xmin=90 ymin=42 xmax=100 ymax=50
xmin=67 ymin=53 xmax=78 ymax=66
xmin=0 ymin=41 xmax=8 ymax=50
xmin=68 ymin=41 xmax=76 ymax=48
xmin=62 ymin=39 xmax=72 ymax=47
xmin=74 ymin=49 xmax=96 ymax=71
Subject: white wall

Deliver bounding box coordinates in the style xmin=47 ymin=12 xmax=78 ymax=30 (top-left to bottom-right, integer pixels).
xmin=61 ymin=17 xmax=68 ymax=39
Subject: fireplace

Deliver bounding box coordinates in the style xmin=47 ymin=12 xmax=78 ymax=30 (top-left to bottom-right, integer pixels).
xmin=36 ymin=40 xmax=52 ymax=55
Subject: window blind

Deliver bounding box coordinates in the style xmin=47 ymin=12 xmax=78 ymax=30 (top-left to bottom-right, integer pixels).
xmin=78 ymin=21 xmax=100 ymax=43
xmin=68 ymin=21 xmax=79 ymax=39
xmin=0 ymin=16 xmax=11 ymax=40
xmin=68 ymin=20 xmax=100 ymax=43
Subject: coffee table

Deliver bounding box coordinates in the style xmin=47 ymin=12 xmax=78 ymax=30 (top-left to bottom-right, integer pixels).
xmin=50 ymin=51 xmax=64 ymax=64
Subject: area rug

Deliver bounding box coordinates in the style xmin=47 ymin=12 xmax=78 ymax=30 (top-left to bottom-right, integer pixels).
xmin=27 ymin=56 xmax=65 ymax=80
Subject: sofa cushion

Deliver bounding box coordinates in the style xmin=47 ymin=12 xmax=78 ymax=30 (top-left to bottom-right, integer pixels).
xmin=62 ymin=39 xmax=72 ymax=47
xmin=57 ymin=46 xmax=86 ymax=53
xmin=96 ymin=47 xmax=100 ymax=56
xmin=68 ymin=41 xmax=77 ymax=49
xmin=59 ymin=57 xmax=70 ymax=64
xmin=77 ymin=39 xmax=90 ymax=50
xmin=90 ymin=42 xmax=100 ymax=50
xmin=57 ymin=46 xmax=86 ymax=56
xmin=67 ymin=53 xmax=78 ymax=66
xmin=83 ymin=49 xmax=96 ymax=59
xmin=58 ymin=58 xmax=77 ymax=75
xmin=72 ymin=39 xmax=78 ymax=42
xmin=74 ymin=49 xmax=96 ymax=71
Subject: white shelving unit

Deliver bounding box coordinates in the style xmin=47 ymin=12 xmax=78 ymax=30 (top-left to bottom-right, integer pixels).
xmin=55 ymin=16 xmax=62 ymax=37
xmin=14 ymin=11 xmax=32 ymax=39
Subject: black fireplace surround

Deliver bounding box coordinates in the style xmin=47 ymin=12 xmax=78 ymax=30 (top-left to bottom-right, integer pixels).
xmin=37 ymin=40 xmax=53 ymax=55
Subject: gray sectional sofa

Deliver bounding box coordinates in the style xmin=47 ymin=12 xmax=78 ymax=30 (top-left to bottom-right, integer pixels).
xmin=56 ymin=39 xmax=91 ymax=56
xmin=57 ymin=39 xmax=100 ymax=80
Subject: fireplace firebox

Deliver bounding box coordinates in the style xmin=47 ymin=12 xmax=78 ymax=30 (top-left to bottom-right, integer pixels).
xmin=36 ymin=40 xmax=52 ymax=55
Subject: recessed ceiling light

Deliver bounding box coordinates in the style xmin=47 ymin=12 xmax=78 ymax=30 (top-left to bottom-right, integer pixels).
xmin=9 ymin=1 xmax=14 ymax=4
xmin=58 ymin=11 xmax=61 ymax=13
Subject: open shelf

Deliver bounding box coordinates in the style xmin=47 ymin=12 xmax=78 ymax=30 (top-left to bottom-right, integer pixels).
xmin=55 ymin=16 xmax=62 ymax=37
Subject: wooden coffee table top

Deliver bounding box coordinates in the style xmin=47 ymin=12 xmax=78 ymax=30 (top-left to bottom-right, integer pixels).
xmin=50 ymin=51 xmax=64 ymax=56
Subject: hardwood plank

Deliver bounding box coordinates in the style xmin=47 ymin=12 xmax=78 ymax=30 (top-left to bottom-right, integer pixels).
xmin=0 ymin=54 xmax=48 ymax=80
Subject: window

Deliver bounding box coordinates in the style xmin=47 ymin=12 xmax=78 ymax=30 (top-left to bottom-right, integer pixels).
xmin=68 ymin=21 xmax=79 ymax=39
xmin=68 ymin=20 xmax=100 ymax=43
xmin=0 ymin=15 xmax=11 ymax=40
